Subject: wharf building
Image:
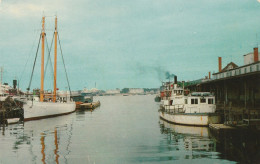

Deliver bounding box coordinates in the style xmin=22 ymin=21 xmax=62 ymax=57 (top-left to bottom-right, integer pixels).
xmin=186 ymin=47 xmax=260 ymax=126
xmin=129 ymin=88 xmax=144 ymax=95
xmin=105 ymin=89 xmax=121 ymax=95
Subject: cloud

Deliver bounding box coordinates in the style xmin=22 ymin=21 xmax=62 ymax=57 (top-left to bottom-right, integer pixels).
xmin=1 ymin=3 xmax=44 ymax=18
xmin=0 ymin=1 xmax=68 ymax=18
xmin=13 ymin=4 xmax=43 ymax=17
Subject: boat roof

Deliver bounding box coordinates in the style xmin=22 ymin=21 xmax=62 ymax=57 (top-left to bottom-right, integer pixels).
xmin=190 ymin=92 xmax=214 ymax=97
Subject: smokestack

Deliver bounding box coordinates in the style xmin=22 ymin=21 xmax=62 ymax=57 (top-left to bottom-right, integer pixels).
xmin=174 ymin=76 xmax=177 ymax=84
xmin=218 ymin=57 xmax=222 ymax=72
xmin=13 ymin=80 xmax=17 ymax=89
xmin=254 ymin=47 xmax=259 ymax=62
xmin=209 ymin=72 xmax=211 ymax=79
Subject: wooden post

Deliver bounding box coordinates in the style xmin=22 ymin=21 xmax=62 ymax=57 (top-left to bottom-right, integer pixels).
xmin=229 ymin=102 xmax=232 ymax=124
xmin=224 ymin=101 xmax=226 ymax=124
xmin=2 ymin=107 xmax=5 ymax=135
xmin=244 ymin=80 xmax=249 ymax=125
xmin=225 ymin=81 xmax=228 ymax=104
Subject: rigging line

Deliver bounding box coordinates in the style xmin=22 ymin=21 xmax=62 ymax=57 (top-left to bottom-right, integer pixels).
xmin=19 ymin=24 xmax=42 ymax=83
xmin=44 ymin=33 xmax=55 ymax=79
xmin=27 ymin=34 xmax=42 ymax=91
xmin=57 ymin=32 xmax=72 ymax=96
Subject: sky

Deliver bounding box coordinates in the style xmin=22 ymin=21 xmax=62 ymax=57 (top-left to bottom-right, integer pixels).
xmin=1 ymin=0 xmax=260 ymax=91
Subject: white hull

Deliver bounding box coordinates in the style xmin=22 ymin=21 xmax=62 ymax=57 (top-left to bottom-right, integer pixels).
xmin=159 ymin=111 xmax=220 ymax=126
xmin=7 ymin=118 xmax=20 ymax=124
xmin=23 ymin=101 xmax=76 ymax=121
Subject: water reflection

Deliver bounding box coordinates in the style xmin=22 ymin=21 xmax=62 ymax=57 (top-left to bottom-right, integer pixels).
xmin=54 ymin=128 xmax=59 ymax=164
xmin=211 ymin=128 xmax=260 ymax=163
xmin=1 ymin=115 xmax=73 ymax=164
xmin=1 ymin=95 xmax=259 ymax=164
xmin=159 ymin=119 xmax=218 ymax=160
xmin=40 ymin=134 xmax=46 ymax=164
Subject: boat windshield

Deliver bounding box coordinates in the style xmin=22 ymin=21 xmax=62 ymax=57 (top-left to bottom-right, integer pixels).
xmin=173 ymin=90 xmax=183 ymax=95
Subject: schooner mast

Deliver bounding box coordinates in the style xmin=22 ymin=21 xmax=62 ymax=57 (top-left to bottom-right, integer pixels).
xmin=53 ymin=16 xmax=57 ymax=102
xmin=40 ymin=16 xmax=45 ymax=102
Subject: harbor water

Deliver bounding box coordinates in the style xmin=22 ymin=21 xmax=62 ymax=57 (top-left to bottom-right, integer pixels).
xmin=0 ymin=95 xmax=259 ymax=164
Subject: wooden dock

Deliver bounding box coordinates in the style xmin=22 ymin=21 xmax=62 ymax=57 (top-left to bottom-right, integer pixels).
xmin=209 ymin=124 xmax=236 ymax=131
xmin=209 ymin=123 xmax=260 ymax=135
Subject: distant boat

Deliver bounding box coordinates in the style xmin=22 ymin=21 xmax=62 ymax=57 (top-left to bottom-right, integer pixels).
xmin=17 ymin=16 xmax=75 ymax=121
xmin=71 ymin=92 xmax=93 ymax=109
xmin=154 ymin=95 xmax=161 ymax=102
xmin=159 ymin=76 xmax=220 ymax=126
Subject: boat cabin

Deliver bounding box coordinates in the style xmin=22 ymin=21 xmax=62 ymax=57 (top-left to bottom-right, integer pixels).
xmin=184 ymin=92 xmax=216 ymax=113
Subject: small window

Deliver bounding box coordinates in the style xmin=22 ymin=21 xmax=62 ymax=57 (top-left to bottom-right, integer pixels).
xmin=191 ymin=98 xmax=199 ymax=104
xmin=208 ymin=98 xmax=214 ymax=104
xmin=244 ymin=68 xmax=247 ymax=73
xmin=185 ymin=99 xmax=188 ymax=104
xmin=257 ymin=65 xmax=259 ymax=71
xmin=200 ymin=98 xmax=206 ymax=103
xmin=195 ymin=99 xmax=198 ymax=104
xmin=191 ymin=99 xmax=195 ymax=104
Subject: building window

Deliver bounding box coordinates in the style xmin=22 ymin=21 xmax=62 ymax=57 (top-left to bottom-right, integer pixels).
xmin=208 ymin=98 xmax=214 ymax=104
xmin=200 ymin=98 xmax=206 ymax=103
xmin=244 ymin=68 xmax=247 ymax=73
xmin=185 ymin=99 xmax=188 ymax=104
xmin=257 ymin=65 xmax=260 ymax=71
xmin=250 ymin=66 xmax=253 ymax=72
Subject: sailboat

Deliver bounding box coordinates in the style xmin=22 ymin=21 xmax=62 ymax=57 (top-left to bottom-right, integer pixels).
xmin=19 ymin=16 xmax=76 ymax=121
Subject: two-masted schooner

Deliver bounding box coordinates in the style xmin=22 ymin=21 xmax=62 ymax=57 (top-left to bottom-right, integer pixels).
xmin=19 ymin=16 xmax=76 ymax=121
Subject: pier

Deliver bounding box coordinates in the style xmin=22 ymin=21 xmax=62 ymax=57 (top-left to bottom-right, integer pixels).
xmin=186 ymin=48 xmax=260 ymax=127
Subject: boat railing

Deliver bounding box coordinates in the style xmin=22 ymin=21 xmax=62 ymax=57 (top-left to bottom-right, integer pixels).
xmin=163 ymin=104 xmax=185 ymax=114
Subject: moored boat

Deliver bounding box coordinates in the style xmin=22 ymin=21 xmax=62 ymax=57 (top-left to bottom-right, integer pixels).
xmin=159 ymin=76 xmax=220 ymax=126
xmin=18 ymin=16 xmax=76 ymax=121
xmin=79 ymin=101 xmax=100 ymax=109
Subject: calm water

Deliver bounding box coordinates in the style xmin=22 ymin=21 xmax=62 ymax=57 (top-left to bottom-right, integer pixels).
xmin=0 ymin=95 xmax=259 ymax=164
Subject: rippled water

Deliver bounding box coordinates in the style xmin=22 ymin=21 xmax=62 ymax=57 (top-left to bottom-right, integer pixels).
xmin=0 ymin=95 xmax=259 ymax=163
